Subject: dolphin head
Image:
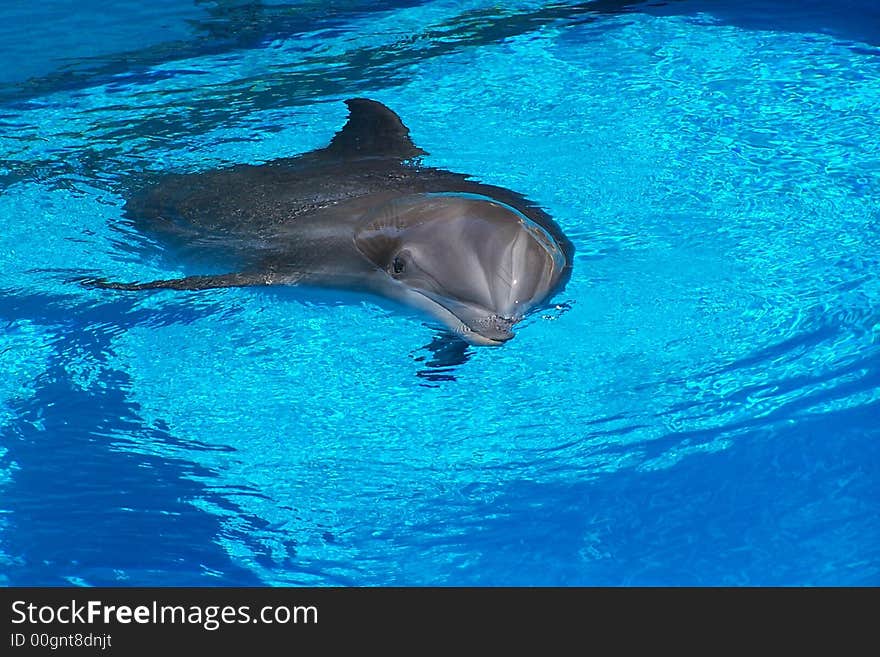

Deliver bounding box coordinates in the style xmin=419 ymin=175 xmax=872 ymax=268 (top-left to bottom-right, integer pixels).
xmin=354 ymin=193 xmax=568 ymax=345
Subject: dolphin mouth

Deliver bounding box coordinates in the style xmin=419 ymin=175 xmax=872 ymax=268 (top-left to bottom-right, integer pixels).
xmin=416 ymin=291 xmax=520 ymax=346
xmin=461 ymin=314 xmax=517 ymax=345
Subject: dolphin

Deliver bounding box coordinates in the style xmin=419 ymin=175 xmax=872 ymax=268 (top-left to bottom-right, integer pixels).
xmin=93 ymin=98 xmax=574 ymax=346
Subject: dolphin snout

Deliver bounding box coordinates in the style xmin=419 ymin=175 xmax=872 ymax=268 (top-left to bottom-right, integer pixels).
xmin=414 ymin=290 xmax=522 ymax=345
xmin=468 ymin=314 xmax=519 ymax=344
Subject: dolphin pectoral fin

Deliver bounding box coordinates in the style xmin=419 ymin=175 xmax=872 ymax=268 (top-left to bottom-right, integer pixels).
xmin=81 ymin=271 xmax=276 ymax=292
xmin=324 ymin=98 xmax=427 ymax=160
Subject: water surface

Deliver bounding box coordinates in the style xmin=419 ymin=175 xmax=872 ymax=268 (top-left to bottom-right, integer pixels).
xmin=1 ymin=0 xmax=878 ymax=585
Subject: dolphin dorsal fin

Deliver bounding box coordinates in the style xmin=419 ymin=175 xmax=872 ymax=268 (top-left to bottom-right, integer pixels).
xmin=324 ymin=98 xmax=427 ymax=159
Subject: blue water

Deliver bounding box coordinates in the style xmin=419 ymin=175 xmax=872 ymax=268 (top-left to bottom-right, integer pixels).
xmin=1 ymin=0 xmax=879 ymax=586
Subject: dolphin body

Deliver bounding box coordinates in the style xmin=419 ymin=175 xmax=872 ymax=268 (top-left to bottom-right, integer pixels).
xmin=98 ymin=98 xmax=574 ymax=346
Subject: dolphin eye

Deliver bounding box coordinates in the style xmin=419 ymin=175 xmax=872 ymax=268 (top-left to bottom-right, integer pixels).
xmin=391 ymin=255 xmax=406 ymax=275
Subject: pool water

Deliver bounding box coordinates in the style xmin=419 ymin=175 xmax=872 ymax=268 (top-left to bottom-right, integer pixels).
xmin=1 ymin=0 xmax=878 ymax=585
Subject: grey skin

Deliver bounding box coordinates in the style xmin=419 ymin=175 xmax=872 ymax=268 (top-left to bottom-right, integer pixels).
xmin=94 ymin=98 xmax=574 ymax=345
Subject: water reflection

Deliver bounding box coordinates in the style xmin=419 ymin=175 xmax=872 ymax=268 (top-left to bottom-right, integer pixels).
xmin=0 ymin=291 xmax=270 ymax=584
